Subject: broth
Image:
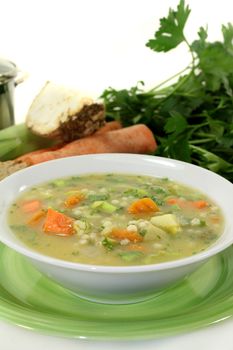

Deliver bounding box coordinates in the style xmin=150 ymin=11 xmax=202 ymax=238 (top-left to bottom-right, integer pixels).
xmin=8 ymin=173 xmax=224 ymax=266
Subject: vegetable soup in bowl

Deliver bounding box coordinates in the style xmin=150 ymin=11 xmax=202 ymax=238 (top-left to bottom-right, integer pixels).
xmin=0 ymin=154 xmax=232 ymax=304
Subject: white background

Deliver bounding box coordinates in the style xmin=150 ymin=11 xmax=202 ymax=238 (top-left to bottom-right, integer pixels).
xmin=0 ymin=0 xmax=233 ymax=122
xmin=1 ymin=0 xmax=233 ymax=349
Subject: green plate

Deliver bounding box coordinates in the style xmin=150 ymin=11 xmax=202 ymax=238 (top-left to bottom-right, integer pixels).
xmin=0 ymin=242 xmax=233 ymax=340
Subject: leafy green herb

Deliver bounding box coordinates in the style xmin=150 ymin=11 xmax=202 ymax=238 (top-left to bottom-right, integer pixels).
xmin=88 ymin=194 xmax=110 ymax=202
xmin=148 ymin=186 xmax=168 ymax=196
xmin=10 ymin=225 xmax=33 ymax=234
xmin=170 ymin=204 xmax=181 ymax=211
xmin=149 ymin=195 xmax=165 ymax=206
xmin=199 ymin=219 xmax=206 ymax=227
xmin=123 ymin=188 xmax=148 ymax=198
xmin=139 ymin=229 xmax=147 ymax=237
xmin=146 ymin=0 xmax=191 ymax=52
xmin=102 ymin=237 xmax=116 ymax=251
xmin=51 ymin=179 xmax=66 ymax=187
xmin=118 ymin=251 xmax=144 ymax=262
xmin=91 ymin=201 xmax=117 ymax=213
xmin=71 ymin=251 xmax=79 ymax=256
xmin=12 ymin=226 xmax=37 ymax=243
xmin=102 ymin=0 xmax=233 ymax=182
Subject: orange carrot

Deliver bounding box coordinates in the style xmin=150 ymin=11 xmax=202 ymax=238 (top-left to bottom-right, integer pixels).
xmin=126 ymin=244 xmax=147 ymax=252
xmin=21 ymin=200 xmax=42 ymax=213
xmin=110 ymin=228 xmax=143 ymax=243
xmin=192 ymin=200 xmax=208 ymax=209
xmin=210 ymin=215 xmax=220 ymax=224
xmin=17 ymin=145 xmax=62 ymax=162
xmin=43 ymin=208 xmax=75 ymax=236
xmin=27 ymin=210 xmax=46 ymax=226
xmin=95 ymin=121 xmax=122 ymax=134
xmin=127 ymin=198 xmax=159 ymax=214
xmin=64 ymin=193 xmax=85 ymax=208
xmin=17 ymin=124 xmax=157 ymax=165
xmin=167 ymin=198 xmax=180 ymax=205
xmin=18 ymin=123 xmax=120 ymax=163
xmin=166 ymin=198 xmax=186 ymax=208
xmin=167 ymin=198 xmax=208 ymax=209
xmin=17 ymin=123 xmax=120 ymax=163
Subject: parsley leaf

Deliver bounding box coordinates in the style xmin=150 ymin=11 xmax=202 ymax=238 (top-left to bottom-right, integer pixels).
xmin=164 ymin=111 xmax=188 ymax=134
xmin=146 ymin=0 xmax=191 ymax=52
xmin=102 ymin=237 xmax=116 ymax=251
xmin=119 ymin=251 xmax=144 ymax=262
xmin=222 ymin=23 xmax=233 ymax=54
xmin=193 ymin=42 xmax=233 ymax=92
xmin=88 ymin=193 xmax=110 ymax=202
xmin=102 ymin=0 xmax=233 ymax=182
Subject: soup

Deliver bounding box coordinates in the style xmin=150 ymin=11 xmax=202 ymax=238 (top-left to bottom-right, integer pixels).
xmin=8 ymin=174 xmax=224 ymax=266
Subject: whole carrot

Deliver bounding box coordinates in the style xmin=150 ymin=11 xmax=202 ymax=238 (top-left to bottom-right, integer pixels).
xmin=95 ymin=121 xmax=122 ymax=134
xmin=17 ymin=121 xmax=122 ymax=162
xmin=19 ymin=124 xmax=157 ymax=165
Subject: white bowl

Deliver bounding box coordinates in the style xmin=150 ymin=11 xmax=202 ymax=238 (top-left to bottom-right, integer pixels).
xmin=0 ymin=154 xmax=232 ymax=304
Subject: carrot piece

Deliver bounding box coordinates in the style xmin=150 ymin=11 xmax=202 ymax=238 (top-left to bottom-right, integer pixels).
xmin=127 ymin=198 xmax=159 ymax=214
xmin=167 ymin=198 xmax=208 ymax=209
xmin=17 ymin=124 xmax=157 ymax=165
xmin=126 ymin=244 xmax=147 ymax=252
xmin=110 ymin=228 xmax=143 ymax=243
xmin=191 ymin=200 xmax=208 ymax=209
xmin=167 ymin=198 xmax=179 ymax=205
xmin=17 ymin=145 xmax=62 ymax=162
xmin=43 ymin=208 xmax=75 ymax=236
xmin=64 ymin=193 xmax=85 ymax=208
xmin=210 ymin=215 xmax=220 ymax=224
xmin=21 ymin=200 xmax=42 ymax=213
xmin=166 ymin=198 xmax=186 ymax=207
xmin=27 ymin=210 xmax=46 ymax=226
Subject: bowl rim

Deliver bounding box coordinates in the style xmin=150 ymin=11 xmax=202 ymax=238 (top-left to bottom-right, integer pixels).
xmin=0 ymin=153 xmax=233 ymax=274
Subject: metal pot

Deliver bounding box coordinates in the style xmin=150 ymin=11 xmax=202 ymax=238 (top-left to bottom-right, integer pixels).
xmin=0 ymin=58 xmax=24 ymax=130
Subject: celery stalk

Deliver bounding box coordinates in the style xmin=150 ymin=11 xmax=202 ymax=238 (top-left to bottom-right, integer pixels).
xmin=0 ymin=123 xmax=55 ymax=161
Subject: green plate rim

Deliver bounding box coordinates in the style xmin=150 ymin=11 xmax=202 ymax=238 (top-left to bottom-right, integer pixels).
xmin=0 ymin=243 xmax=233 ymax=340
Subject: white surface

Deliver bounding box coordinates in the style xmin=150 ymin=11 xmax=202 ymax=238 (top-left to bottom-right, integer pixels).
xmin=1 ymin=0 xmax=233 ymax=348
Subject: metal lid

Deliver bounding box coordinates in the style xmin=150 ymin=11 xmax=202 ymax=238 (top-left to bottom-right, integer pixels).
xmin=0 ymin=58 xmax=17 ymax=83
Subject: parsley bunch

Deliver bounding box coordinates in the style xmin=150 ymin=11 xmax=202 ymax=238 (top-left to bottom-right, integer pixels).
xmin=102 ymin=0 xmax=233 ymax=182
